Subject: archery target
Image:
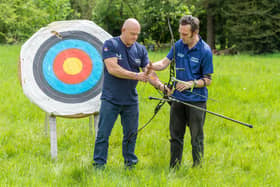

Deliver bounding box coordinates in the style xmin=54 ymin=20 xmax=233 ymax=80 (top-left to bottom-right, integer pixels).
xmin=20 ymin=20 xmax=112 ymax=117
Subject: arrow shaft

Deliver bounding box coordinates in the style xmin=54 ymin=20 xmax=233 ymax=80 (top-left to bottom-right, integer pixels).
xmin=149 ymin=96 xmax=253 ymax=128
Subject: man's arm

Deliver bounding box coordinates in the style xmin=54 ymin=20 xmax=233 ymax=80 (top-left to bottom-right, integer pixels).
xmin=149 ymin=57 xmax=171 ymax=71
xmin=195 ymin=75 xmax=212 ymax=87
xmin=142 ymin=65 xmax=173 ymax=95
xmin=104 ymin=57 xmax=149 ymax=82
xmin=175 ymin=75 xmax=212 ymax=92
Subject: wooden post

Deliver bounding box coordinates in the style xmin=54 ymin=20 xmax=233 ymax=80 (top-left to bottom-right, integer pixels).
xmin=49 ymin=115 xmax=57 ymax=160
xmin=89 ymin=115 xmax=93 ymax=136
xmin=93 ymin=113 xmax=99 ymax=139
xmin=45 ymin=113 xmax=49 ymax=136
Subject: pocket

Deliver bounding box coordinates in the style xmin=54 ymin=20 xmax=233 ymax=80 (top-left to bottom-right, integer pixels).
xmin=189 ymin=60 xmax=201 ymax=76
xmin=129 ymin=58 xmax=141 ymax=69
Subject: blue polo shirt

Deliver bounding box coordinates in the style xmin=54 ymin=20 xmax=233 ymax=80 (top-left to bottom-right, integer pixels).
xmin=167 ymin=37 xmax=213 ymax=102
xmin=101 ymin=37 xmax=149 ymax=105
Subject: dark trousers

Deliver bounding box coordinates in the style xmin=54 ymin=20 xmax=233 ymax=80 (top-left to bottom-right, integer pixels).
xmin=93 ymin=100 xmax=139 ymax=166
xmin=169 ymin=101 xmax=206 ymax=168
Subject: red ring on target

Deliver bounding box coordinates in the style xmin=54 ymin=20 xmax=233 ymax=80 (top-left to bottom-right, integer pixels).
xmin=53 ymin=48 xmax=92 ymax=84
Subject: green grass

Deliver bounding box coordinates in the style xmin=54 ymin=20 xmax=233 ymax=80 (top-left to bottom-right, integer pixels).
xmin=0 ymin=45 xmax=279 ymax=186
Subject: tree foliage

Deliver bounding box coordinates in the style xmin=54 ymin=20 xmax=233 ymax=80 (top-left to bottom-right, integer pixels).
xmin=140 ymin=0 xmax=190 ymax=46
xmin=0 ymin=0 xmax=74 ymax=43
xmin=190 ymin=0 xmax=280 ymax=53
xmin=223 ymin=0 xmax=280 ymax=54
xmin=70 ymin=0 xmax=95 ymax=19
xmin=0 ymin=0 xmax=280 ymax=54
xmin=92 ymin=0 xmax=190 ymax=47
xmin=189 ymin=0 xmax=226 ymax=50
xmin=92 ymin=0 xmax=142 ymax=37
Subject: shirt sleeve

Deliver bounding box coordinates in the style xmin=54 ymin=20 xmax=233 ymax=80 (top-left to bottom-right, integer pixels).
xmin=102 ymin=39 xmax=117 ymax=61
xmin=201 ymin=48 xmax=214 ymax=75
xmin=166 ymin=46 xmax=174 ymax=60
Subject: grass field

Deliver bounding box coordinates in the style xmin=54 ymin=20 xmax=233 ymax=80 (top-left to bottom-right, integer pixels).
xmin=0 ymin=45 xmax=279 ymax=186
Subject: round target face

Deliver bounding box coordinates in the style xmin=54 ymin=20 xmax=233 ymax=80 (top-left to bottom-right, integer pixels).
xmin=20 ymin=20 xmax=112 ymax=117
xmin=33 ymin=31 xmax=103 ymax=103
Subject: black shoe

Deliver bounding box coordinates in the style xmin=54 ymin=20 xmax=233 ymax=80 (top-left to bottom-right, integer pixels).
xmin=192 ymin=161 xmax=202 ymax=168
xmin=124 ymin=163 xmax=136 ymax=170
xmin=169 ymin=161 xmax=181 ymax=170
xmin=169 ymin=164 xmax=180 ymax=171
xmin=92 ymin=163 xmax=105 ymax=170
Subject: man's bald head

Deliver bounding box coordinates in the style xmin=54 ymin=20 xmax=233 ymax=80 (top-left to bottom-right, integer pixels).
xmin=122 ymin=18 xmax=141 ymax=30
xmin=120 ymin=18 xmax=141 ymax=47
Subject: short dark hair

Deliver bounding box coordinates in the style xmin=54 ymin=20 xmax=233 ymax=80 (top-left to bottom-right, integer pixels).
xmin=180 ymin=15 xmax=200 ymax=32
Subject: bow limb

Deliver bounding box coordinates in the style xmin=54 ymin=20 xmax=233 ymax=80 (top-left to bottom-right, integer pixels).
xmin=166 ymin=16 xmax=176 ymax=90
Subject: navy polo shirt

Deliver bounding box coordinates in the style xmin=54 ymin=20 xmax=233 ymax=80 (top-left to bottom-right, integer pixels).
xmin=101 ymin=36 xmax=149 ymax=105
xmin=167 ymin=37 xmax=213 ymax=102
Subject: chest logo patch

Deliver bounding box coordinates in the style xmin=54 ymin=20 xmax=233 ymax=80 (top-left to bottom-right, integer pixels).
xmin=135 ymin=58 xmax=141 ymax=65
xmin=177 ymin=53 xmax=184 ymax=58
xmin=190 ymin=56 xmax=199 ymax=63
xmin=116 ymin=53 xmax=122 ymax=60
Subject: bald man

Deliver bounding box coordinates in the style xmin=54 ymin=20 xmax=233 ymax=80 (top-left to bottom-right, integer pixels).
xmin=93 ymin=18 xmax=169 ymax=169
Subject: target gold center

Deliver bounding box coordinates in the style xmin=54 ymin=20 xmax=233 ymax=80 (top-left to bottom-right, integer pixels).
xmin=63 ymin=58 xmax=83 ymax=75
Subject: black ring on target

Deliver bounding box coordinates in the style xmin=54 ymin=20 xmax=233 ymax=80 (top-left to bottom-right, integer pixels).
xmin=33 ymin=31 xmax=104 ymax=103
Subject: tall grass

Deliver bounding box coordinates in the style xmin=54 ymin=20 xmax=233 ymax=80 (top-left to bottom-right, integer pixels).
xmin=0 ymin=45 xmax=279 ymax=186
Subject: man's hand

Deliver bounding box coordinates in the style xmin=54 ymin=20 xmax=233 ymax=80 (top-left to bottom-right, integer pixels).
xmin=146 ymin=61 xmax=153 ymax=75
xmin=135 ymin=72 xmax=149 ymax=82
xmin=159 ymin=84 xmax=173 ymax=96
xmin=176 ymin=81 xmax=194 ymax=92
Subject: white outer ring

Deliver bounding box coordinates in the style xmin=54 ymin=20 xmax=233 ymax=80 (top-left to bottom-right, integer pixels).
xmin=20 ymin=20 xmax=112 ymax=116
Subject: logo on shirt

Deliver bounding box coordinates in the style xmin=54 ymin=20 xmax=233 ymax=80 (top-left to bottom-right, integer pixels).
xmin=104 ymin=47 xmax=108 ymax=52
xmin=135 ymin=59 xmax=141 ymax=65
xmin=190 ymin=56 xmax=199 ymax=63
xmin=177 ymin=53 xmax=184 ymax=58
xmin=116 ymin=53 xmax=122 ymax=60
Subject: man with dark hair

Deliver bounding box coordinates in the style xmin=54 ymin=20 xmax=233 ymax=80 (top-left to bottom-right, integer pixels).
xmin=149 ymin=15 xmax=213 ymax=168
xmin=93 ymin=18 xmax=171 ymax=169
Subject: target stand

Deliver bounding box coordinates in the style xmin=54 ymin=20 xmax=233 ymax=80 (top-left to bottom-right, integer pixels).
xmin=19 ymin=20 xmax=112 ymax=159
xmin=44 ymin=112 xmax=100 ymax=160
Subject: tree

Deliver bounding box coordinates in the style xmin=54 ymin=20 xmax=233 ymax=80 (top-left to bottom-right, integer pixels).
xmin=93 ymin=0 xmax=141 ymax=36
xmin=188 ymin=0 xmax=280 ymax=53
xmin=223 ymin=0 xmax=280 ymax=53
xmin=187 ymin=0 xmax=226 ymax=50
xmin=70 ymin=0 xmax=95 ymax=19
xmin=140 ymin=0 xmax=190 ymax=46
xmin=205 ymin=0 xmax=215 ymax=50
xmin=0 ymin=0 xmax=75 ymax=43
xmin=93 ymin=0 xmax=190 ymax=46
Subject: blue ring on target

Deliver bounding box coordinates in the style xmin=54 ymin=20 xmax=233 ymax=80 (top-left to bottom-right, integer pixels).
xmin=42 ymin=39 xmax=102 ymax=95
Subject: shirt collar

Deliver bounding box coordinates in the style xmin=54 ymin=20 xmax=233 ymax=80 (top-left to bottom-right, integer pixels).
xmin=180 ymin=35 xmax=202 ymax=51
xmin=193 ymin=36 xmax=202 ymax=50
xmin=118 ymin=36 xmax=134 ymax=49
